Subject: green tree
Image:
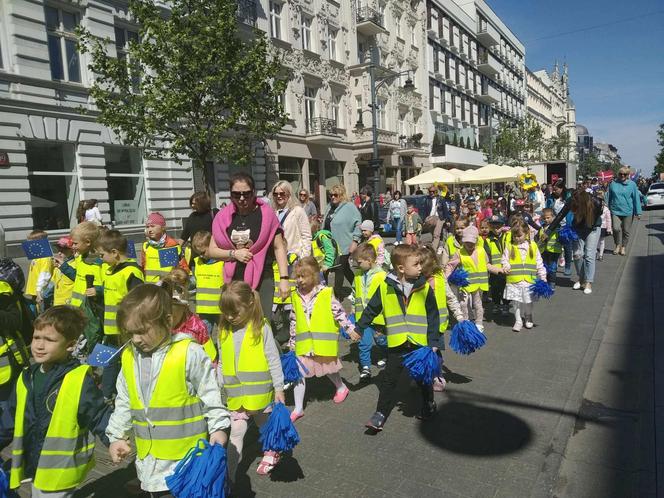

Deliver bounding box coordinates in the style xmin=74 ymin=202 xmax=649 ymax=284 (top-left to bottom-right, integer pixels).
xmin=655 ymin=123 xmax=664 ymax=176
xmin=492 ymin=115 xmax=545 ymax=166
xmin=578 ymin=152 xmax=603 ymax=179
xmin=78 ymin=0 xmax=288 ymax=185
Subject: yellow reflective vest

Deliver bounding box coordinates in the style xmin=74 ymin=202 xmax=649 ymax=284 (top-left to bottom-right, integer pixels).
xmin=380 ymin=281 xmax=429 ymax=348
xmin=506 ymin=241 xmax=539 ymax=284
xmin=10 ymin=365 xmax=95 ymax=491
xmin=25 ymin=257 xmax=53 ymax=297
xmin=103 ymin=261 xmax=144 ymax=335
xmin=459 ymin=245 xmax=489 ymax=293
xmin=219 ymin=321 xmax=273 ymax=411
xmin=0 ymin=282 xmax=29 ymax=387
xmin=272 ymin=253 xmax=298 ymax=305
xmin=121 ymin=340 xmax=207 ymax=460
xmin=292 ymin=287 xmax=339 ymax=357
xmin=52 ymin=257 xmax=77 ymax=306
xmin=445 ymin=235 xmax=460 ymax=258
xmin=485 ymin=234 xmax=504 ymax=269
xmin=70 ymin=254 xmax=104 ymax=308
xmin=430 ymin=272 xmax=449 ymax=333
xmin=353 ymin=270 xmax=386 ymax=325
xmin=194 ymin=257 xmax=224 ymax=315
xmin=142 ymin=243 xmax=182 ymax=283
xmin=538 ymin=228 xmax=562 ymax=254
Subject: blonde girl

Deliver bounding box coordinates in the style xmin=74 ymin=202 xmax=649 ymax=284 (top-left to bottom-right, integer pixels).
xmin=289 ymin=257 xmax=360 ymax=421
xmin=218 ymin=280 xmax=285 ymax=477
xmin=69 ymin=221 xmax=103 ymax=309
xmin=107 ymin=284 xmax=229 ymax=495
xmin=502 ymin=221 xmax=547 ymax=332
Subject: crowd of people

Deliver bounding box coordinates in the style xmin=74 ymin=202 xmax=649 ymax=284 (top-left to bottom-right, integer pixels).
xmin=0 ymin=167 xmax=646 ymax=497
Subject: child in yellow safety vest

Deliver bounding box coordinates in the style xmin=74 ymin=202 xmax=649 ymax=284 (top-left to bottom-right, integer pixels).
xmin=484 ymin=215 xmax=510 ymax=316
xmin=502 ymin=221 xmax=547 ymax=332
xmin=353 ymin=243 xmax=387 ymax=382
xmin=191 ymin=230 xmax=224 ymax=333
xmin=24 ymin=230 xmax=54 ymax=314
xmin=97 ymin=230 xmax=144 ymax=401
xmin=418 ymin=246 xmax=464 ymax=392
xmin=162 ymin=268 xmax=218 ymax=362
xmin=217 ymin=280 xmax=285 ymax=478
xmin=5 ymin=306 xmax=111 ymax=496
xmin=359 ymin=220 xmax=386 ymax=267
xmin=69 ymin=222 xmax=104 ymax=310
xmin=357 ymin=244 xmax=440 ymax=431
xmin=444 ymin=225 xmax=503 ymax=333
xmin=441 ymin=217 xmax=468 ymax=265
xmin=288 ymin=257 xmax=360 ymax=423
xmin=107 ymin=284 xmax=229 ymax=495
xmin=50 ymin=236 xmax=77 ymax=306
xmin=140 ymin=211 xmax=188 ymax=283
xmin=537 ymin=208 xmax=562 ymax=288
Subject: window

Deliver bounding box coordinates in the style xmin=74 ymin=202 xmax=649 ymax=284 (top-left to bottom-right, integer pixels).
xmin=376 ymin=97 xmax=387 ymax=129
xmin=45 ymin=5 xmax=81 ymax=82
xmin=398 ymin=111 xmax=406 ymax=136
xmin=331 ymin=93 xmax=342 ymax=128
xmin=411 ymin=25 xmax=417 ymax=46
xmin=304 ymin=86 xmax=317 ymax=128
xmin=26 ymin=142 xmax=79 ymax=230
xmin=328 ymin=27 xmax=338 ymax=61
xmin=395 ymin=16 xmax=402 ymax=39
xmin=114 ymin=26 xmax=140 ymax=93
xmin=276 ymin=91 xmax=288 ymax=117
xmin=278 ymin=157 xmax=303 ymax=193
xmin=105 ymin=147 xmax=146 ymax=226
xmin=301 ymin=14 xmax=313 ymax=51
xmin=355 ymin=95 xmax=363 ymax=124
xmin=269 ymin=1 xmax=282 ymax=40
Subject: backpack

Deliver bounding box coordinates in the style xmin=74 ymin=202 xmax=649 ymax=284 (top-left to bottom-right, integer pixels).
xmin=0 ymin=258 xmax=25 ymax=296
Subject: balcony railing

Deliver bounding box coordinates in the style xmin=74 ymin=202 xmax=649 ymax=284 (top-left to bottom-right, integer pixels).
xmin=356 ymin=6 xmax=384 ymax=28
xmin=236 ymin=0 xmax=257 ymax=26
xmin=306 ymin=117 xmax=337 ymax=136
xmin=399 ymin=138 xmax=423 ymax=150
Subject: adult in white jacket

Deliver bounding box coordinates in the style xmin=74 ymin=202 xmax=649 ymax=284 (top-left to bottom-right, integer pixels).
xmin=270 ymin=180 xmax=312 ymax=258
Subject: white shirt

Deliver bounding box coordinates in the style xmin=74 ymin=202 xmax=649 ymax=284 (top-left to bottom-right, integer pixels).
xmin=429 ymin=197 xmax=438 ymax=217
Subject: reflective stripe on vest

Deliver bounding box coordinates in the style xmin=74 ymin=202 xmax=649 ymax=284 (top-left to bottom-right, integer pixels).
xmin=506 ymin=241 xmax=538 ymax=284
xmin=219 ymin=320 xmax=273 ymax=411
xmin=353 ymin=270 xmax=387 ymax=325
xmin=459 ymin=245 xmax=489 ymax=292
xmin=380 ymin=282 xmax=429 ymax=348
xmin=272 ymin=253 xmax=298 ymax=305
xmin=0 ymin=283 xmax=29 ymax=386
xmin=486 ymin=236 xmax=503 ymax=268
xmin=431 ymin=273 xmax=449 ymax=333
xmin=142 ymin=243 xmax=182 ymax=284
xmin=292 ymin=287 xmax=339 ymax=356
xmin=70 ymin=255 xmax=104 ymax=308
xmin=194 ymin=257 xmax=224 ymax=315
xmin=11 ymin=365 xmax=95 ymax=491
xmin=121 ymin=340 xmax=207 ymax=460
xmin=103 ymin=261 xmax=144 ymax=335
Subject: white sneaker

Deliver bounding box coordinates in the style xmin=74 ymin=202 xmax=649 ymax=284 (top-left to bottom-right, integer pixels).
xmin=583 ymin=285 xmax=592 ymax=295
xmin=525 ymin=321 xmax=534 ymax=329
xmin=572 ymin=282 xmax=582 ymax=290
xmin=376 ymin=359 xmax=387 ymax=368
xmin=512 ymin=321 xmax=523 ymax=332
xmin=476 ymin=324 xmax=485 ymax=333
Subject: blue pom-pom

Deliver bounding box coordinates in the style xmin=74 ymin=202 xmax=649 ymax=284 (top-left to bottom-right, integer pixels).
xmin=448 ymin=268 xmax=470 ymax=287
xmin=543 ymin=262 xmax=557 ymax=275
xmin=450 ymin=320 xmax=487 ymax=355
xmin=0 ymin=468 xmax=8 ymax=498
xmin=166 ymin=439 xmax=229 ymax=498
xmin=558 ymin=226 xmax=578 ymax=244
xmin=530 ymin=279 xmax=555 ymax=299
xmin=402 ymin=346 xmax=441 ymax=385
xmin=259 ymin=402 xmax=300 ymax=453
xmin=280 ymin=351 xmax=305 ymax=384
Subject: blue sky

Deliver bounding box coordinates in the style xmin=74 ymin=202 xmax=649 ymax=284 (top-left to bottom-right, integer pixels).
xmin=489 ymin=0 xmax=664 ymax=174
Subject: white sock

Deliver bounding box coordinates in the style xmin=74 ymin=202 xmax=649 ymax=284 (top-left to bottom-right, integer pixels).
xmin=293 ymin=379 xmax=306 ymax=414
xmin=327 ymin=372 xmax=346 ymax=392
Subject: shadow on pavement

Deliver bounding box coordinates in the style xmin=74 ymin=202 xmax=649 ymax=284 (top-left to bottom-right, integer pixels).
xmin=419 ymin=400 xmax=532 ymax=456
xmin=74 ymin=465 xmax=138 ymax=498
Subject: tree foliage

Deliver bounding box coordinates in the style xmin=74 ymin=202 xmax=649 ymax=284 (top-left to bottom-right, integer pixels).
xmin=78 ymin=0 xmax=289 ymax=172
xmin=655 ymin=123 xmax=664 ymax=176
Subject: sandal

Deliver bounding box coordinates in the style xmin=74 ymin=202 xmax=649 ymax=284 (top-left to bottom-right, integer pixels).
xmin=256 ymin=450 xmax=280 ymax=475
xmin=613 ymin=245 xmax=621 ymax=255
xmin=619 ymin=246 xmax=626 ymax=255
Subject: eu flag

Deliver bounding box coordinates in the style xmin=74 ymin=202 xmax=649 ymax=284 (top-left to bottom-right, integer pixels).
xmin=126 ymin=240 xmax=137 ymax=259
xmin=87 ymin=343 xmax=119 ymax=367
xmin=158 ymin=247 xmax=180 ymax=267
xmin=22 ymin=238 xmax=53 ymax=260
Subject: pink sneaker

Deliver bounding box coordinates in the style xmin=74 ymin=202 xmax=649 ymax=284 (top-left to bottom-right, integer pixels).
xmin=433 ymin=376 xmax=447 ymax=392
xmin=290 ymin=410 xmax=304 ymax=422
xmin=333 ymin=386 xmax=349 ymax=403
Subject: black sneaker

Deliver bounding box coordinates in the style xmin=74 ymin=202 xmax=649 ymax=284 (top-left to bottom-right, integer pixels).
xmin=365 ymin=411 xmax=386 ymax=431
xmin=417 ymin=401 xmax=437 ymax=420
xmin=359 ymin=366 xmax=371 ymax=381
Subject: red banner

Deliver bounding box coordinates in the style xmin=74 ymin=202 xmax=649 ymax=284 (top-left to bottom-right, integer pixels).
xmin=597 ymin=170 xmax=614 ymax=181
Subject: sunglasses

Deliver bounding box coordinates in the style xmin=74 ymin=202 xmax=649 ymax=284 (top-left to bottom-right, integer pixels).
xmin=230 ymin=190 xmax=253 ymax=199
xmin=619 ymin=173 xmax=629 ymax=177
xmin=429 ymin=190 xmax=437 ymax=194
xmin=299 ymin=193 xmax=307 ymax=196
xmin=330 ymin=193 xmax=340 ymax=198
xmin=273 ymin=191 xmax=287 ymax=198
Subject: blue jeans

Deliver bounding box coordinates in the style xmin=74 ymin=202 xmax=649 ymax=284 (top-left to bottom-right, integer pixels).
xmin=541 ymin=251 xmax=559 ymax=285
xmin=573 ymin=227 xmax=602 ymax=283
xmin=393 ymin=217 xmax=403 ymax=243
xmin=359 ymin=326 xmax=387 ymax=368
xmin=563 ymin=241 xmax=573 ymax=272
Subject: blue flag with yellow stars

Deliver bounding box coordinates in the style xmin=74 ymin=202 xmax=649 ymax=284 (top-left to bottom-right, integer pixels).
xmin=126 ymin=240 xmax=137 ymax=259
xmin=159 ymin=247 xmax=180 ymax=267
xmin=21 ymin=238 xmax=53 ymax=260
xmin=87 ymin=343 xmax=119 ymax=367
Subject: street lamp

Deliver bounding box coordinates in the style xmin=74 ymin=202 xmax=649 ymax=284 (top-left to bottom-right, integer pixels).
xmin=355 ymin=67 xmax=416 ymax=196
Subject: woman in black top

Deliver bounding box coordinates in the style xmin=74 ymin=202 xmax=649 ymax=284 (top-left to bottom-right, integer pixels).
xmin=179 ymin=192 xmax=217 ymax=244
